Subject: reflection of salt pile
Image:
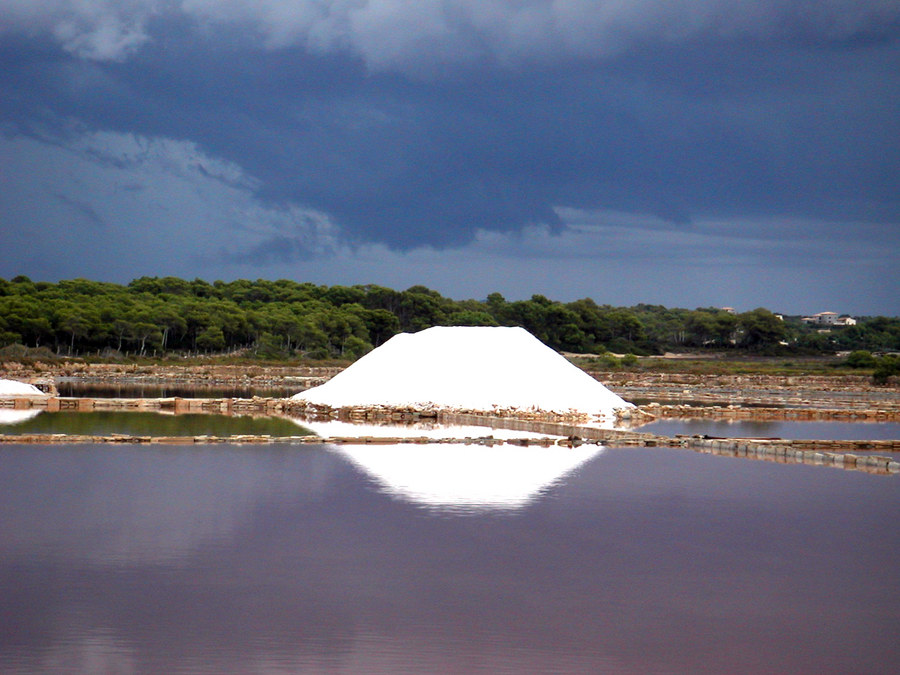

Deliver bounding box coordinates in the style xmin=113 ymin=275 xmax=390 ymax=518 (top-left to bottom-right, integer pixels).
xmin=333 ymin=443 xmax=602 ymax=511
xmin=0 ymin=379 xmax=46 ymax=397
xmin=0 ymin=409 xmax=42 ymax=425
xmin=293 ymin=326 xmax=631 ymax=419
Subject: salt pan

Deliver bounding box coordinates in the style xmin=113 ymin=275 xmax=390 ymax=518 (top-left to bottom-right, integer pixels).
xmin=293 ymin=326 xmax=631 ymax=418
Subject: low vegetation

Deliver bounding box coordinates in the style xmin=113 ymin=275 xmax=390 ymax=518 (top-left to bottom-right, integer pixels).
xmin=1 ymin=276 xmax=898 ymax=383
xmin=844 ymin=350 xmax=900 ymax=385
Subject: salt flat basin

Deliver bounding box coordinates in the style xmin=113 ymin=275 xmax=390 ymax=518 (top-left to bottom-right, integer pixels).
xmin=0 ymin=442 xmax=897 ymax=674
xmin=636 ymin=419 xmax=900 ymax=441
xmin=0 ymin=410 xmax=312 ymax=437
xmin=55 ymin=381 xmax=299 ymax=399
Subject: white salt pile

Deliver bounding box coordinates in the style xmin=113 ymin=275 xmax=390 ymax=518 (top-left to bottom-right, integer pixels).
xmin=0 ymin=378 xmax=46 ymax=397
xmin=293 ymin=326 xmax=632 ymax=418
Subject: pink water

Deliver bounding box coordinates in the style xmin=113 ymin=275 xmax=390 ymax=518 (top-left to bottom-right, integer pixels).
xmin=0 ymin=443 xmax=897 ymax=674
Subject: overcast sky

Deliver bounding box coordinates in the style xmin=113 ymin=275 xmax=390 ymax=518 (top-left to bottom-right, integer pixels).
xmin=1 ymin=1 xmax=898 ymax=315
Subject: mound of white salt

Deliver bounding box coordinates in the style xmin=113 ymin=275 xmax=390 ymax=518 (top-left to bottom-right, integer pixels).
xmin=293 ymin=326 xmax=632 ymax=418
xmin=0 ymin=378 xmax=46 ymax=397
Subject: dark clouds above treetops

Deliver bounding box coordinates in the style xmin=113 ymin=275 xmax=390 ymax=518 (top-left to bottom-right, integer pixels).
xmin=1 ymin=1 xmax=898 ymax=313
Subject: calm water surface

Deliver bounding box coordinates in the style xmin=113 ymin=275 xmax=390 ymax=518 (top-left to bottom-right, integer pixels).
xmin=0 ymin=411 xmax=311 ymax=437
xmin=4 ymin=411 xmax=898 ymax=443
xmin=54 ymin=382 xmax=299 ymax=399
xmin=636 ymin=418 xmax=900 ymax=440
xmin=0 ymin=443 xmax=897 ymax=674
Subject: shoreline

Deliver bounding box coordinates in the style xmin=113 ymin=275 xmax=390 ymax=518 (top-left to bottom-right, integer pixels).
xmin=1 ymin=362 xmax=898 ymax=474
xmin=1 ymin=396 xmax=898 ymax=474
xmin=4 ymin=361 xmax=898 ymax=405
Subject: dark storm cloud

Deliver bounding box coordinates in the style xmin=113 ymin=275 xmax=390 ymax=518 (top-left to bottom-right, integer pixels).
xmin=0 ymin=1 xmax=898 ymax=312
xmin=51 ymin=192 xmax=107 ymax=229
xmin=12 ymin=35 xmax=896 ymax=246
xmin=5 ymin=1 xmax=899 ymax=66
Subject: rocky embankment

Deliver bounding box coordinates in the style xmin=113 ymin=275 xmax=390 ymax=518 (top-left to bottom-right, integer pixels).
xmin=2 ymin=362 xmax=898 ymax=473
xmin=2 ymin=360 xmax=898 ymax=414
xmin=597 ymin=371 xmax=900 ymax=411
xmin=0 ymin=361 xmax=342 ymax=391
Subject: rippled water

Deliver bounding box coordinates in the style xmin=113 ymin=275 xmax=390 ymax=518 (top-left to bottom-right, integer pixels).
xmin=0 ymin=443 xmax=897 ymax=674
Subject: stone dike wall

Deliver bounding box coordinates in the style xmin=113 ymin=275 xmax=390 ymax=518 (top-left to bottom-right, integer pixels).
xmin=641 ymin=403 xmax=900 ymax=422
xmin=598 ymin=372 xmax=900 ymax=411
xmin=2 ymin=396 xmax=897 ymax=474
xmin=1 ymin=362 xmax=341 ymax=390
xmin=5 ymin=362 xmax=898 ymax=405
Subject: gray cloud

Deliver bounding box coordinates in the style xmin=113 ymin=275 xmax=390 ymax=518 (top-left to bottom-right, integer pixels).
xmin=1 ymin=0 xmax=163 ymax=60
xmin=3 ymin=1 xmax=898 ymax=66
xmin=0 ymin=129 xmax=341 ymax=279
xmin=1 ymin=1 xmax=898 ymax=314
xmin=51 ymin=192 xmax=108 ymax=229
xmin=210 ymin=219 xmax=898 ymax=314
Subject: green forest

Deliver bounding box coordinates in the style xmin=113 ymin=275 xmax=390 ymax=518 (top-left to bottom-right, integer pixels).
xmin=2 ymin=276 xmax=899 ymax=362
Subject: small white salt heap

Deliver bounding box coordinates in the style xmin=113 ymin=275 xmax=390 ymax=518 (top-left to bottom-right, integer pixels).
xmin=293 ymin=326 xmax=631 ymax=419
xmin=0 ymin=379 xmax=46 ymax=397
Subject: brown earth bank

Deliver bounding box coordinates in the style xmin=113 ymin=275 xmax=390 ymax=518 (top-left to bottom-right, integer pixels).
xmin=3 ymin=360 xmax=897 ymax=410
xmin=1 ymin=404 xmax=897 ymax=474
xmin=597 ymin=371 xmax=900 ymax=411
xmin=2 ymin=361 xmax=898 ymax=472
xmin=0 ymin=361 xmax=342 ymax=390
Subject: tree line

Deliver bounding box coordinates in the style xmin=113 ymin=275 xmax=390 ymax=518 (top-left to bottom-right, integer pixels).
xmin=1 ymin=275 xmax=898 ymax=360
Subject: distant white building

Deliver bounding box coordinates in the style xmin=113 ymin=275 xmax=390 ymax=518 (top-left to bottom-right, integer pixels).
xmin=802 ymin=311 xmax=855 ymax=326
xmin=721 ymin=307 xmax=736 ymax=315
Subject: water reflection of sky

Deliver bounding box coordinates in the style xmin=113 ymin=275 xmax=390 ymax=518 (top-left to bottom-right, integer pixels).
xmin=0 ymin=445 xmax=338 ymax=566
xmin=0 ymin=444 xmax=898 ymax=674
